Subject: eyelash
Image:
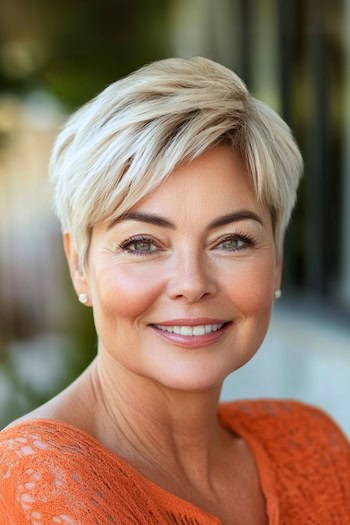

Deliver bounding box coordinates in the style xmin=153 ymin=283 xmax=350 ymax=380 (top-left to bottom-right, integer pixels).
xmin=118 ymin=232 xmax=257 ymax=256
xmin=118 ymin=235 xmax=160 ymax=256
xmin=216 ymin=232 xmax=257 ymax=251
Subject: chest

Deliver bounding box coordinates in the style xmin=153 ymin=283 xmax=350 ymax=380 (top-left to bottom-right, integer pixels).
xmin=196 ymin=475 xmax=268 ymax=525
xmin=214 ymin=490 xmax=268 ymax=525
xmin=215 ymin=438 xmax=268 ymax=524
xmin=165 ymin=456 xmax=268 ymax=525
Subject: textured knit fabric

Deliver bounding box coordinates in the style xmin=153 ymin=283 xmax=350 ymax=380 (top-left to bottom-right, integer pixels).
xmin=0 ymin=399 xmax=349 ymax=524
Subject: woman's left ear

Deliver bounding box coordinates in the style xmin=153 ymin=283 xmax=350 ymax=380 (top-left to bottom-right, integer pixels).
xmin=63 ymin=232 xmax=91 ymax=306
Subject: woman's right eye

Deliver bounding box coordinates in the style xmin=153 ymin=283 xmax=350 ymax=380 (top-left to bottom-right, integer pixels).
xmin=118 ymin=237 xmax=159 ymax=255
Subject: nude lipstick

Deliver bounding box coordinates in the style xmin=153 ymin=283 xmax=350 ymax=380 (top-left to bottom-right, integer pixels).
xmin=150 ymin=318 xmax=231 ymax=348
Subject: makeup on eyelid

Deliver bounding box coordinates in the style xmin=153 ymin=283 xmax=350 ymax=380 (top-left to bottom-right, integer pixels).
xmin=108 ymin=219 xmax=262 ymax=255
xmin=116 ymin=231 xmax=258 ymax=256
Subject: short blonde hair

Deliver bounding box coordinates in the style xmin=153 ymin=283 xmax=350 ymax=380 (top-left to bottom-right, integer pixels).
xmin=49 ymin=57 xmax=303 ymax=267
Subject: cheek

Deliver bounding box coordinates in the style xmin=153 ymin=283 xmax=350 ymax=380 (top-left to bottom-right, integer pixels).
xmin=91 ymin=260 xmax=165 ymax=323
xmin=220 ymin=256 xmax=276 ymax=315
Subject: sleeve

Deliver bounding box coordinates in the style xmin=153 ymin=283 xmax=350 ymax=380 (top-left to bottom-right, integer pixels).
xmin=0 ymin=429 xmax=82 ymax=525
xmin=0 ymin=423 xmax=165 ymax=525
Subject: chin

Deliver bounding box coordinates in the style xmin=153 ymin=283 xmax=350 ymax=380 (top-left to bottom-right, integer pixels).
xmin=142 ymin=356 xmax=248 ymax=393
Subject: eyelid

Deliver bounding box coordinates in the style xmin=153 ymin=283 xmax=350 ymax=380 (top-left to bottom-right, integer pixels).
xmin=119 ymin=234 xmax=157 ymax=248
xmin=215 ymin=230 xmax=257 ymax=242
xmin=118 ymin=234 xmax=162 ymax=255
xmin=213 ymin=231 xmax=257 ymax=249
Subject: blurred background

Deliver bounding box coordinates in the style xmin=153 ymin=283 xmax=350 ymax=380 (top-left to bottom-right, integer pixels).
xmin=0 ymin=0 xmax=349 ymax=433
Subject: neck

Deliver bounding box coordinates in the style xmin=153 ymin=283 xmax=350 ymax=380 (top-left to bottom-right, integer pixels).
xmin=85 ymin=349 xmax=229 ymax=491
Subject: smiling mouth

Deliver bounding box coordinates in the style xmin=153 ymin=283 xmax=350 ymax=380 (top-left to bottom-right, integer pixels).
xmin=153 ymin=323 xmax=225 ymax=336
xmin=149 ymin=321 xmax=230 ymax=348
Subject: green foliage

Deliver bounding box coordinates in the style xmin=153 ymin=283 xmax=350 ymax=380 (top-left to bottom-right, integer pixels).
xmin=0 ymin=0 xmax=174 ymax=108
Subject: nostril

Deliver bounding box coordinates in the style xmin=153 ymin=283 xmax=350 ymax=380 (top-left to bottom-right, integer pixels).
xmin=167 ymin=271 xmax=218 ymax=302
xmin=171 ymin=288 xmax=215 ymax=303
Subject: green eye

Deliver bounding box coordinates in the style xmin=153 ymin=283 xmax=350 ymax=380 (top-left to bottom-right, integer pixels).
xmin=119 ymin=236 xmax=159 ymax=255
xmin=217 ymin=234 xmax=256 ymax=252
xmin=221 ymin=238 xmax=243 ymax=250
xmin=131 ymin=241 xmax=156 ymax=252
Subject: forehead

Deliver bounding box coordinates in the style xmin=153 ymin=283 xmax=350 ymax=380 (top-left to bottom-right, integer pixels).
xmin=127 ymin=146 xmax=269 ymax=222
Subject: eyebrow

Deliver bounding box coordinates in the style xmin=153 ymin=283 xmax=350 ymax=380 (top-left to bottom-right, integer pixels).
xmin=108 ymin=210 xmax=264 ymax=230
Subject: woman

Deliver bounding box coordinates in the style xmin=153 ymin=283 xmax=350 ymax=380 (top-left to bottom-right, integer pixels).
xmin=0 ymin=57 xmax=349 ymax=524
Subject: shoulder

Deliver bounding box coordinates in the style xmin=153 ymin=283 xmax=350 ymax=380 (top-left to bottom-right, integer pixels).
xmin=220 ymin=398 xmax=350 ymax=458
xmin=0 ymin=419 xmax=94 ymax=524
xmin=221 ymin=397 xmax=347 ymax=435
xmin=0 ymin=419 xmax=161 ymax=524
xmin=220 ymin=399 xmax=350 ymax=519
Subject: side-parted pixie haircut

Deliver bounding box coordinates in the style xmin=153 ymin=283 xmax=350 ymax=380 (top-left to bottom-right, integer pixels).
xmin=49 ymin=57 xmax=303 ymax=267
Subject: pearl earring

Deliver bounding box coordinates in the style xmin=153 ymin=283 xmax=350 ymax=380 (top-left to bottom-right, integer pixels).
xmin=78 ymin=293 xmax=88 ymax=304
xmin=274 ymin=289 xmax=282 ymax=300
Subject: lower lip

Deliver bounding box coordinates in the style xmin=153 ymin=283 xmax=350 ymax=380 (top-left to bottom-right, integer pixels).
xmin=149 ymin=323 xmax=231 ymax=349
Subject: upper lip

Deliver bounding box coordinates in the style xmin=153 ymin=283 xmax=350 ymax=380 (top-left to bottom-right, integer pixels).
xmin=151 ymin=318 xmax=230 ymax=326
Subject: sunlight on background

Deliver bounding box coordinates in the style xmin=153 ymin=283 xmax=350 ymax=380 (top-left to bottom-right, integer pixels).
xmin=0 ymin=0 xmax=349 ymax=433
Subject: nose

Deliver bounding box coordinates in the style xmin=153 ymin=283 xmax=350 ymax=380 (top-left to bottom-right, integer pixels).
xmin=167 ymin=250 xmax=218 ymax=303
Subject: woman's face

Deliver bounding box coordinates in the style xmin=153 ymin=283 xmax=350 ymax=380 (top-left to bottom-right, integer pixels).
xmin=71 ymin=145 xmax=282 ymax=391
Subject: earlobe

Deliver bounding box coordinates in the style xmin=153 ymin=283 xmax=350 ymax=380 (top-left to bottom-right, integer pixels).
xmin=63 ymin=232 xmax=90 ymax=303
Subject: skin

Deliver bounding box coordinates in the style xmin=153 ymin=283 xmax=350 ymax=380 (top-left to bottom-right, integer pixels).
xmin=17 ymin=145 xmax=282 ymax=524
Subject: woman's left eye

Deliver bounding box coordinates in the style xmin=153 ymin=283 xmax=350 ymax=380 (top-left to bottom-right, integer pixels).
xmin=216 ymin=234 xmax=256 ymax=252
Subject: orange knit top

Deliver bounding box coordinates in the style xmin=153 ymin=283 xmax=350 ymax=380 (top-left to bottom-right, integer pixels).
xmin=0 ymin=399 xmax=349 ymax=524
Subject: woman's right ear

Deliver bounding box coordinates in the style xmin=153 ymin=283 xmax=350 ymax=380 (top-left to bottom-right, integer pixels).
xmin=63 ymin=232 xmax=90 ymax=302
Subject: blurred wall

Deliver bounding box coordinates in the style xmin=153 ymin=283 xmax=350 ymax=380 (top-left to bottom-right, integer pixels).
xmin=172 ymin=0 xmax=350 ymax=306
xmin=171 ymin=0 xmax=350 ymax=434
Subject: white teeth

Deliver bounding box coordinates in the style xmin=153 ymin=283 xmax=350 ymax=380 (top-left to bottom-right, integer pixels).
xmin=193 ymin=325 xmax=206 ymax=336
xmin=154 ymin=323 xmax=224 ymax=336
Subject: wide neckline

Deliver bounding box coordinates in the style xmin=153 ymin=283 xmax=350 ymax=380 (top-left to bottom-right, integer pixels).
xmin=2 ymin=402 xmax=279 ymax=524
